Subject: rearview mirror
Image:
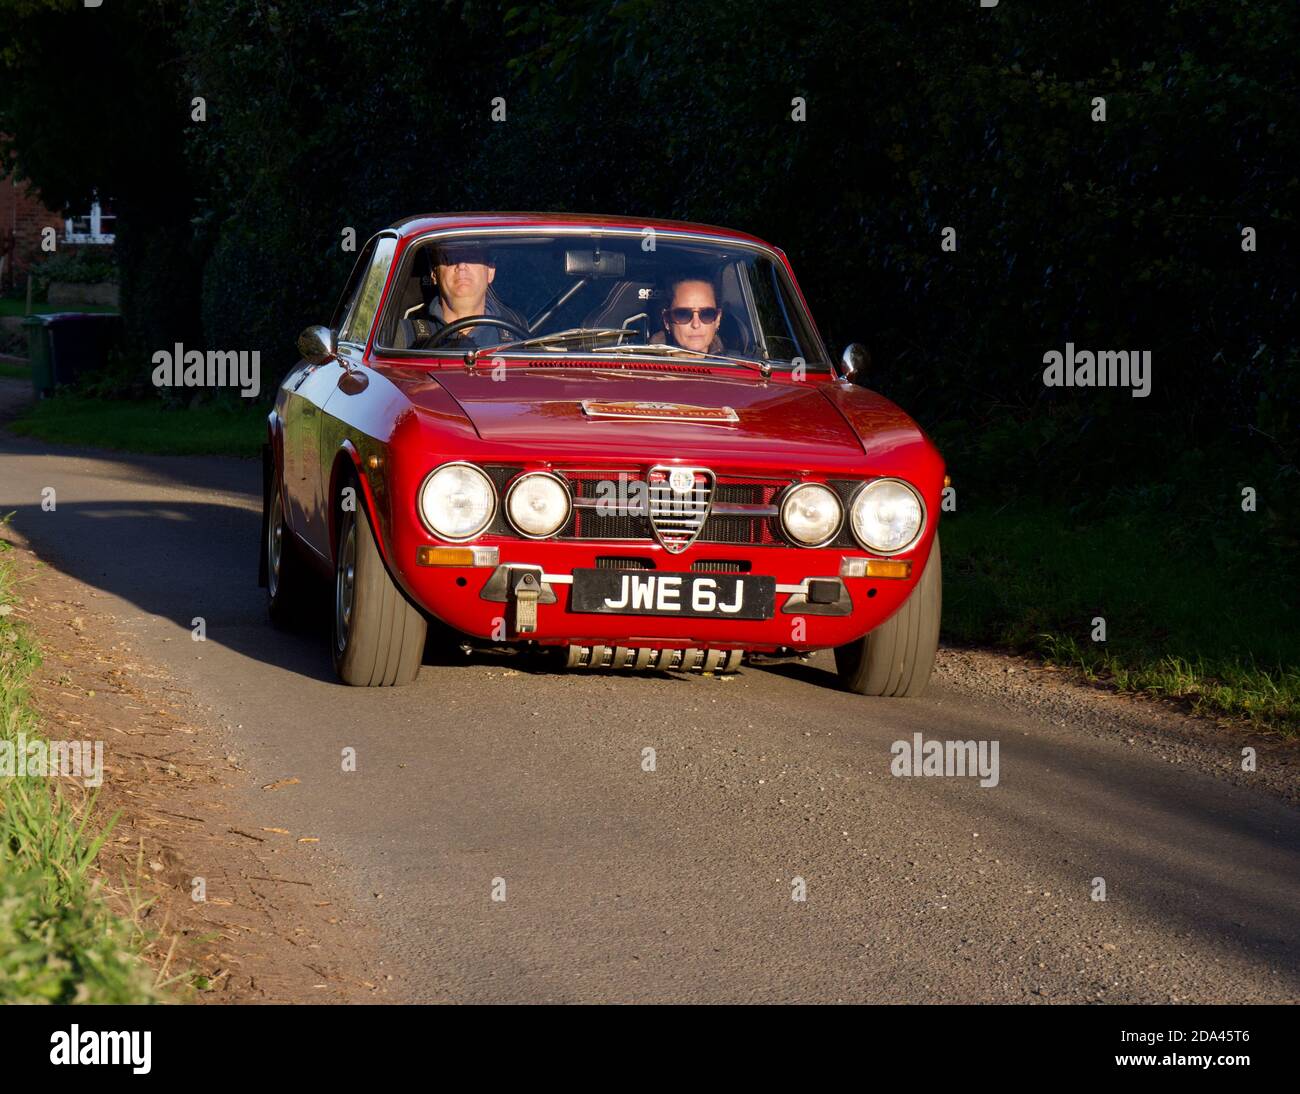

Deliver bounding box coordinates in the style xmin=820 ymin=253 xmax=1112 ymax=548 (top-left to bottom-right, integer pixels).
xmin=840 ymin=343 xmax=869 ymax=382
xmin=298 ymin=325 xmax=336 ymax=365
xmin=564 ymin=249 xmax=626 ymax=278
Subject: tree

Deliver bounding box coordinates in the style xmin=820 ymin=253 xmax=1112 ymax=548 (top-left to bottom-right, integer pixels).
xmin=0 ymin=0 xmax=201 ymax=356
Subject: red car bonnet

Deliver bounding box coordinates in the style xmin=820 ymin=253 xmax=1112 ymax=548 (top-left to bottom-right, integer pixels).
xmin=405 ymin=367 xmax=863 ymax=462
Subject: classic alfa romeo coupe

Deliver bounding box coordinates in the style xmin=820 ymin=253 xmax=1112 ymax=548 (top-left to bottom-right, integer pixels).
xmin=261 ymin=214 xmax=944 ymax=692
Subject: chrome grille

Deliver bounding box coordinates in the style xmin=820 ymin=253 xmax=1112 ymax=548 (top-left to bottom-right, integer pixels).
xmin=557 ymin=470 xmax=788 ymax=546
xmin=647 ymin=466 xmax=712 ymax=553
xmin=488 ymin=467 xmax=861 ymax=547
xmin=595 ymin=556 xmax=654 ymax=570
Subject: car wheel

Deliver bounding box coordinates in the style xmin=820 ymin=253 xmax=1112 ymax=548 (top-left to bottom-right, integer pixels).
xmin=266 ymin=477 xmax=309 ymax=628
xmin=331 ymin=490 xmax=427 ymax=687
xmin=834 ymin=535 xmax=941 ymax=697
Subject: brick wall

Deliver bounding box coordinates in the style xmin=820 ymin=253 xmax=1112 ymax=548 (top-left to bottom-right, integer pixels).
xmin=0 ymin=171 xmax=64 ymax=289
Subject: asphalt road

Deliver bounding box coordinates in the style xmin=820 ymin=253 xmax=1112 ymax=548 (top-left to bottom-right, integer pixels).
xmin=2 ymin=402 xmax=1297 ymax=1002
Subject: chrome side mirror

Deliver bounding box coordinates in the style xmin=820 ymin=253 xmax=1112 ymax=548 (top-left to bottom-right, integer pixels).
xmin=840 ymin=343 xmax=869 ymax=381
xmin=298 ymin=324 xmax=336 ymax=365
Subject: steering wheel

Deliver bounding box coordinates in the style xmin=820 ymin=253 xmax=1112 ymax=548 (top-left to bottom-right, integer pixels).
xmin=426 ymin=315 xmax=530 ymax=348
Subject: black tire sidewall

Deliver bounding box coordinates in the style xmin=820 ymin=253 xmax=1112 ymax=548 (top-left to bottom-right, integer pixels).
xmin=266 ymin=479 xmax=301 ymax=626
xmin=836 ymin=534 xmax=941 ymax=696
xmin=330 ymin=480 xmax=426 ymax=686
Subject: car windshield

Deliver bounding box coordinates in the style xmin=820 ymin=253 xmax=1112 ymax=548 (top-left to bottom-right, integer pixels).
xmin=376 ymin=230 xmax=829 ymax=370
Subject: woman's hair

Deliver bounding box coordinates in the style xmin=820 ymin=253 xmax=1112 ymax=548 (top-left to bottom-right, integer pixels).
xmin=664 ymin=270 xmax=722 ymax=304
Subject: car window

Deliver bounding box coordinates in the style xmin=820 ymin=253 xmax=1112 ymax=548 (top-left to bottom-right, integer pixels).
xmin=331 ymin=238 xmax=377 ymax=332
xmin=375 ymin=232 xmax=829 ymax=368
xmin=339 ymin=236 xmax=397 ymax=347
xmin=743 ymin=258 xmax=821 ymax=364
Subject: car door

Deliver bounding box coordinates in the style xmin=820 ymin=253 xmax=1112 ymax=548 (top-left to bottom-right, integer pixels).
xmin=295 ymin=234 xmax=398 ymax=559
xmin=282 ymin=358 xmax=328 ymax=547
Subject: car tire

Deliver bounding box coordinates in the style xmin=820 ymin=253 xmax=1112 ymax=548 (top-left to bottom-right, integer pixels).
xmin=834 ymin=535 xmax=941 ymax=697
xmin=265 ymin=476 xmax=310 ymax=629
xmin=331 ymin=488 xmax=427 ymax=687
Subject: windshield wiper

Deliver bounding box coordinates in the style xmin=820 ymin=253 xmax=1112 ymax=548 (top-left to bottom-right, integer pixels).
xmin=604 ymin=342 xmax=774 ymax=376
xmin=467 ymin=327 xmax=636 ymax=363
xmin=468 ymin=328 xmax=776 ymax=376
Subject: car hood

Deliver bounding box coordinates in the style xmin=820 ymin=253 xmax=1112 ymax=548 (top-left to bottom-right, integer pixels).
xmin=401 ymin=367 xmax=869 ymax=463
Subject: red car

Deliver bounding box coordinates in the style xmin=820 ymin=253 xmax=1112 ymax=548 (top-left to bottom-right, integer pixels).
xmin=261 ymin=213 xmax=944 ymax=693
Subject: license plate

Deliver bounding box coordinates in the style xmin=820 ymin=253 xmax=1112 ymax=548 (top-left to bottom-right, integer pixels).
xmin=569 ymin=569 xmax=775 ymax=620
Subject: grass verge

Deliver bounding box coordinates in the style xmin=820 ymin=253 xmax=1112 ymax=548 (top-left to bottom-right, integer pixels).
xmin=9 ymin=394 xmax=264 ymax=458
xmin=943 ymin=505 xmax=1298 ymax=734
xmin=0 ymin=534 xmax=159 ymax=1002
xmin=0 ymin=300 xmax=117 ymax=317
xmin=0 ymin=361 xmax=30 ymax=381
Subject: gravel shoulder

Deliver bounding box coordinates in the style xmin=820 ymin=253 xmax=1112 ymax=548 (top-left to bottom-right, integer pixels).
xmin=935 ymin=647 xmax=1297 ymax=806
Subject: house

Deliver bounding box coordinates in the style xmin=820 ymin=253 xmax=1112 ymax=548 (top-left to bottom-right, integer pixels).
xmin=0 ymin=164 xmax=115 ymax=292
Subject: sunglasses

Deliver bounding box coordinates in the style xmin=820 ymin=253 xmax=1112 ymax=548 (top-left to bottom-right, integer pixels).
xmin=665 ymin=306 xmax=721 ymax=325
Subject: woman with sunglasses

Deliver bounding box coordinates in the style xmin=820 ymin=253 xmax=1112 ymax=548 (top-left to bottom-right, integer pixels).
xmin=658 ymin=276 xmax=725 ymax=355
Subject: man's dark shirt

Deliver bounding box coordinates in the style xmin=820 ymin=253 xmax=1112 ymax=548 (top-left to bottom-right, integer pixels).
xmin=409 ymin=297 xmax=525 ymax=349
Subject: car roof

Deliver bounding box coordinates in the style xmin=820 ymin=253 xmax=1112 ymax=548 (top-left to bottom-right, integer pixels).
xmin=387 ymin=212 xmax=777 ymax=250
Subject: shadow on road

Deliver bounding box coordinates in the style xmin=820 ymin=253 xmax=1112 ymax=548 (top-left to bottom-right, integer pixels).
xmin=0 ymin=423 xmax=345 ymax=683
xmin=2 ymin=494 xmax=342 ymax=685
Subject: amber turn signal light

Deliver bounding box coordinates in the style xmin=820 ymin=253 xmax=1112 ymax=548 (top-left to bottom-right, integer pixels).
xmin=866 ymin=558 xmax=912 ymax=578
xmin=841 ymin=556 xmax=913 ymax=579
xmin=416 ymin=546 xmax=499 ymax=567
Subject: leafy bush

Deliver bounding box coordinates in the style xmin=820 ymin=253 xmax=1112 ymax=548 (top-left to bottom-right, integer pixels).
xmin=31 ymin=248 xmax=117 ymax=287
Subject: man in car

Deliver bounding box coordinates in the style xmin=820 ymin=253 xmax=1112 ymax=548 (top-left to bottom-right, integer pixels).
xmin=655 ymin=275 xmax=725 ymax=354
xmin=410 ymin=242 xmax=527 ymax=349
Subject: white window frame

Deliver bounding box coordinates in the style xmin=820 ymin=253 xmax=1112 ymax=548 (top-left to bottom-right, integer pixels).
xmin=63 ymin=199 xmax=115 ymax=245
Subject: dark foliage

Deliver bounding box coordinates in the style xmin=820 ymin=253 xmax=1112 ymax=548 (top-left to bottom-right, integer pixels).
xmin=0 ymin=0 xmax=200 ymax=355
xmin=2 ymin=1 xmax=1294 ymax=548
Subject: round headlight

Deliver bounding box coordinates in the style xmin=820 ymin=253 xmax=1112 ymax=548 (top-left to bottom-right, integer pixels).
xmin=780 ymin=483 xmax=843 ymax=547
xmin=418 ymin=462 xmax=496 ymax=541
xmin=506 ymin=472 xmax=571 ymax=538
xmin=850 ymin=478 xmax=924 ymax=554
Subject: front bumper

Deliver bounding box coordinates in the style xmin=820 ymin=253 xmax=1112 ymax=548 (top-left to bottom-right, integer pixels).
xmin=390 ymin=537 xmax=931 ymax=653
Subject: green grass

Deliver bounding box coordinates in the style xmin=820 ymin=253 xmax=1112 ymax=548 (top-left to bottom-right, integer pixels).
xmin=10 ymin=394 xmax=264 ymax=458
xmin=0 ymin=531 xmax=159 ymax=1002
xmin=0 ymin=360 xmax=30 ymax=380
xmin=0 ymin=299 xmax=117 ymax=317
xmin=943 ymin=506 xmax=1299 ymax=733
